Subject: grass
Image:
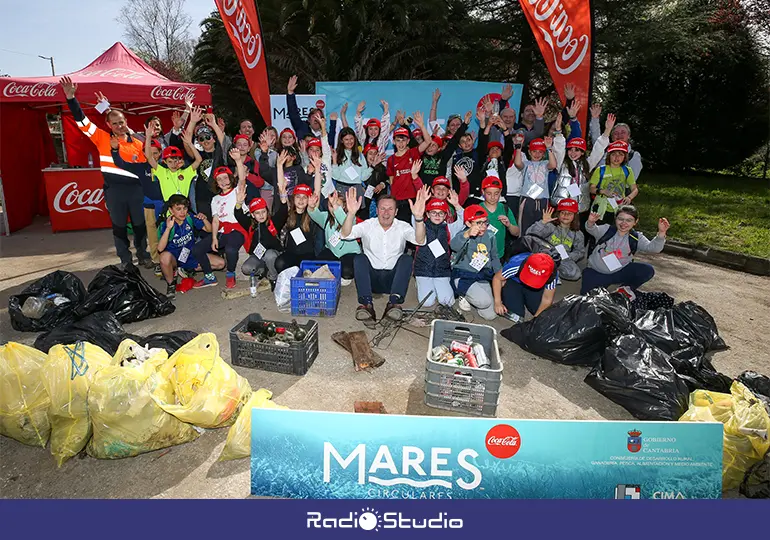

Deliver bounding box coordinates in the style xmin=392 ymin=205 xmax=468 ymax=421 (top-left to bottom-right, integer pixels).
xmin=632 ymin=172 xmax=770 ymax=259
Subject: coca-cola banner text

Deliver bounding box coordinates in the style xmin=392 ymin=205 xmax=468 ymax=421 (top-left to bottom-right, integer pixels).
xmin=250 ymin=410 xmax=723 ymax=499
xmin=216 ymin=0 xmax=272 ymax=125
xmin=43 ymin=169 xmax=112 ymax=232
xmin=518 ymin=0 xmax=593 ymax=130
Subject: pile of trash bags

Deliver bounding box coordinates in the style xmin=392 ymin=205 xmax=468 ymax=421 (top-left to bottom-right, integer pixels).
xmin=9 ymin=265 xmax=175 ymax=339
xmin=0 ymin=334 xmax=284 ymax=465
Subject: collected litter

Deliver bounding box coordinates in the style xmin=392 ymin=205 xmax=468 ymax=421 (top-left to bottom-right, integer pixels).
xmin=430 ymin=337 xmax=492 ymax=369
xmin=332 ymin=330 xmax=386 ymax=371
xmin=0 ymin=343 xmax=51 ymax=448
xmin=679 ymin=381 xmax=770 ymax=491
xmin=218 ymin=388 xmax=288 ymax=461
xmin=302 ymin=264 xmax=335 ymax=280
xmin=236 ymin=319 xmax=307 ymax=346
xmin=9 ymin=271 xmax=86 ymax=332
xmin=738 ymin=371 xmax=770 ymax=412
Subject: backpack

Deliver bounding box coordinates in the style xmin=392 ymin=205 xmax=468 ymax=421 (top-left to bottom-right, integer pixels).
xmin=596 ymin=226 xmax=639 ymax=255
xmin=597 ymin=165 xmax=630 ymax=192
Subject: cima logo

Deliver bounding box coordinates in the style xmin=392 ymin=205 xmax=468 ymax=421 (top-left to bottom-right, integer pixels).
xmin=627 ymin=429 xmax=642 ymax=453
xmin=307 ymin=506 xmax=463 ymax=530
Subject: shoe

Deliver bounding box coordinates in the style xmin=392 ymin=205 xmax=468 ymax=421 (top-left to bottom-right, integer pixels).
xmin=457 ymin=297 xmax=472 ymax=312
xmin=383 ymin=303 xmax=403 ymax=321
xmin=166 ymin=282 xmax=177 ymax=300
xmin=193 ymin=274 xmax=218 ymax=288
xmin=139 ymin=258 xmax=154 ymax=270
xmin=341 ymin=278 xmax=353 ymax=287
xmin=153 ymin=263 xmax=162 ymax=277
xmin=177 ymin=267 xmax=189 ymax=279
xmin=226 ymin=275 xmax=236 ymax=289
xmin=356 ymin=304 xmax=377 ymax=321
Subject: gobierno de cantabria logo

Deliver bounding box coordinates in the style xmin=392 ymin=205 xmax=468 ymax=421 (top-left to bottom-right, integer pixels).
xmin=307 ymin=506 xmax=463 ymax=531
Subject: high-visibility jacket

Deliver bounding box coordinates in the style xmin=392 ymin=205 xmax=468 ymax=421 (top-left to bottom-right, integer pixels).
xmin=66 ymin=97 xmax=145 ymax=185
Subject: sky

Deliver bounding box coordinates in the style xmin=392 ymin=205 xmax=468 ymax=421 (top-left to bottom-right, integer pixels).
xmin=0 ymin=0 xmax=217 ymax=77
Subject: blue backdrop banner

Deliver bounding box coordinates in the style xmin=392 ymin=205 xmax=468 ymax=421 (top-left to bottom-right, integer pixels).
xmin=251 ymin=410 xmax=723 ymax=500
xmin=315 ymin=80 xmax=524 ymax=134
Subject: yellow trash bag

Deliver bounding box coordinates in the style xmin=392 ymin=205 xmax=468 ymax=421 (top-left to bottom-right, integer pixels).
xmin=44 ymin=342 xmax=112 ymax=467
xmin=680 ymin=381 xmax=770 ymax=490
xmin=0 ymin=342 xmax=51 ymax=447
xmin=151 ymin=333 xmax=251 ymax=428
xmin=86 ymin=340 xmax=200 ymax=459
xmin=219 ymin=388 xmax=288 ymax=461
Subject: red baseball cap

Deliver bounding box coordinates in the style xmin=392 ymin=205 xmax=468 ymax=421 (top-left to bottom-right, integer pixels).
xmin=150 ymin=139 xmax=162 ymax=150
xmin=607 ymin=140 xmax=629 ymax=154
xmin=233 ymin=134 xmax=251 ymax=145
xmin=518 ymin=253 xmax=555 ymax=289
xmin=162 ymin=146 xmax=183 ymax=159
xmin=529 ymin=138 xmax=546 ymax=152
xmin=487 ymin=140 xmax=504 ymax=151
xmin=363 ymin=144 xmax=378 ymax=154
xmin=293 ymin=184 xmax=313 ymax=196
xmin=413 ymin=128 xmax=423 ymax=138
xmin=393 ymin=127 xmax=410 ymax=138
xmin=432 ymin=176 xmax=451 ymax=188
xmin=431 ymin=136 xmax=444 ymax=147
xmin=426 ymin=198 xmax=449 ymax=214
xmin=365 ymin=118 xmax=381 ymax=129
xmin=566 ymin=137 xmax=586 ymax=151
xmin=307 ymin=138 xmax=322 ymax=149
xmin=213 ymin=166 xmax=232 ymax=178
xmin=482 ymin=176 xmax=503 ymax=190
xmin=280 ymin=128 xmax=296 ymax=138
xmin=249 ymin=198 xmax=268 ymax=212
xmin=557 ymin=198 xmax=579 ymax=213
xmin=464 ymin=204 xmax=488 ymax=222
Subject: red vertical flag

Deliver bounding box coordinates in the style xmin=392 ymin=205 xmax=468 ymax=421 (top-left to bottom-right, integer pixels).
xmin=215 ymin=0 xmax=272 ymax=125
xmin=518 ymin=0 xmax=593 ymax=130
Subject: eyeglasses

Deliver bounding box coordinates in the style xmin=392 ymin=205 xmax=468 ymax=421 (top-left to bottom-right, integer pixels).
xmin=473 ymin=220 xmax=490 ymax=226
xmin=197 ymin=134 xmax=213 ymax=141
xmin=616 ymin=216 xmax=635 ymax=223
xmin=428 ymin=211 xmax=446 ymax=217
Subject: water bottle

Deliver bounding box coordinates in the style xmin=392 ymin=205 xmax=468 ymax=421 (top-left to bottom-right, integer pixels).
xmin=21 ymin=296 xmax=48 ymax=319
xmin=250 ymin=273 xmax=257 ymax=298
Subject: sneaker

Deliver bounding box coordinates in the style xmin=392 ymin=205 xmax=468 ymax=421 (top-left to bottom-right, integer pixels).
xmin=153 ymin=263 xmax=162 ymax=277
xmin=166 ymin=282 xmax=177 ymax=300
xmin=193 ymin=274 xmax=218 ymax=288
xmin=226 ymin=275 xmax=236 ymax=289
xmin=383 ymin=303 xmax=403 ymax=321
xmin=457 ymin=297 xmax=472 ymax=312
xmin=139 ymin=258 xmax=154 ymax=270
xmin=341 ymin=278 xmax=353 ymax=287
xmin=356 ymin=304 xmax=377 ymax=322
xmin=177 ymin=267 xmax=189 ymax=279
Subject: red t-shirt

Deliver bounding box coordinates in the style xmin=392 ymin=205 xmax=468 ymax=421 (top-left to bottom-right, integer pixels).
xmin=387 ymin=147 xmax=422 ymax=200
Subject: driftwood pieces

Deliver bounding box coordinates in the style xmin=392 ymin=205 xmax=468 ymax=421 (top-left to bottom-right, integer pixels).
xmin=331 ymin=330 xmax=385 ymax=371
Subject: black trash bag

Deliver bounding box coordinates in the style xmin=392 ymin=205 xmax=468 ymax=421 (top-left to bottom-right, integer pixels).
xmin=130 ymin=331 xmax=198 ymax=355
xmin=584 ymin=334 xmax=690 ymax=421
xmin=500 ymin=295 xmax=606 ymax=366
xmin=737 ymin=371 xmax=770 ymax=411
xmin=633 ymin=308 xmax=695 ymax=354
xmin=8 ymin=271 xmax=87 ymax=332
xmin=632 ymin=291 xmax=675 ymax=312
xmin=667 ymin=347 xmax=733 ymax=394
xmin=672 ymin=301 xmax=727 ymax=352
xmin=584 ymin=288 xmax=635 ymax=338
xmin=740 ymin=454 xmax=770 ymax=499
xmin=75 ymin=264 xmax=175 ymax=323
xmin=34 ymin=311 xmax=127 ymax=355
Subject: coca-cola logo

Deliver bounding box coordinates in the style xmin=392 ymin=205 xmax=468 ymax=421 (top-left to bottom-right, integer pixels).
xmin=2 ymin=81 xmax=58 ymax=99
xmin=150 ymin=85 xmax=197 ymax=101
xmin=53 ymin=182 xmax=105 ymax=214
xmin=221 ymin=0 xmax=263 ymax=70
xmin=527 ymin=0 xmax=589 ymax=75
xmin=77 ymin=68 xmax=145 ymax=80
xmin=315 ymin=99 xmax=325 ymax=109
xmin=485 ymin=424 xmax=521 ymax=459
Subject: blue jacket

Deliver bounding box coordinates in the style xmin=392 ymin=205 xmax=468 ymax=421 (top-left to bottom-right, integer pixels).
xmin=287 ymin=93 xmax=336 ymax=148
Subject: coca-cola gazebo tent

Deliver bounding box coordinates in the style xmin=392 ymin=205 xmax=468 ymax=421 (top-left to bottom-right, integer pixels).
xmin=0 ymin=42 xmax=211 ymax=233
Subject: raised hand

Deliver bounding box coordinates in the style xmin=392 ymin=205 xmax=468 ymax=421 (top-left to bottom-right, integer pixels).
xmin=346 ymin=187 xmax=362 ymax=214
xmin=476 ymin=107 xmax=486 ymax=123
xmin=513 ymin=132 xmax=525 ymax=146
xmin=229 ymin=147 xmax=243 ymax=163
xmin=432 ymin=124 xmax=441 ymax=136
xmin=327 ymin=191 xmax=339 ymax=210
xmin=144 ymin=122 xmax=155 ymax=139
xmin=380 ymin=99 xmax=389 ymax=114
xmin=356 ymin=101 xmax=366 ymax=114
xmin=533 ymin=97 xmax=548 ymax=118
xmin=95 ymin=91 xmax=109 ymax=104
xmin=171 ymin=110 xmax=183 ymax=130
xmin=258 ymin=132 xmax=270 ymax=152
xmin=236 ymin=182 xmax=246 ymax=205
xmin=590 ymin=103 xmax=602 ymax=119
xmin=373 ymin=152 xmax=386 ymax=167
xmin=605 ymin=113 xmax=617 ymax=133
xmin=483 ymin=95 xmax=493 ymax=114
xmin=564 ymin=83 xmax=576 ymax=100
xmin=308 ymin=191 xmax=320 ymax=210
xmin=567 ymin=100 xmax=581 ymax=120
xmin=329 ymin=111 xmax=338 ymax=121
xmin=454 ymin=164 xmax=468 ymax=183
xmin=658 ymin=218 xmax=670 ymax=235
xmin=277 ymin=150 xmax=290 ymax=167
xmin=544 ymin=135 xmax=554 ymax=149
xmin=395 ymin=110 xmax=405 ymax=124
xmin=189 ymin=106 xmax=203 ymax=125
xmin=447 ymin=189 xmax=459 ymax=208
xmin=588 ymin=212 xmax=600 ymax=224
xmin=432 ymin=88 xmax=441 ymax=102
xmin=185 ymin=97 xmax=194 ymax=111
xmin=299 ymin=139 xmax=307 ymax=155
xmin=340 ymin=102 xmax=349 ymax=117
xmin=464 ymin=110 xmax=473 ymax=124
xmin=542 ymin=206 xmax=557 ymax=223
xmin=553 ymin=111 xmax=563 ymax=131
xmin=217 ymin=117 xmax=226 ymax=132
xmin=409 ymin=185 xmax=430 ymax=218
xmin=287 ymin=75 xmax=298 ymax=94
xmin=411 ymin=158 xmax=423 ymax=177
xmin=501 ymin=83 xmax=513 ymax=101
xmin=413 ymin=111 xmax=424 ymax=126
xmin=204 ymin=113 xmax=217 ymax=127
xmin=310 ymin=153 xmax=322 ymax=171
xmin=59 ymin=76 xmax=77 ymax=99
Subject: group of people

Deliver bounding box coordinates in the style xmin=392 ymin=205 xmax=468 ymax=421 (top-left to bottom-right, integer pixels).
xmin=59 ymin=75 xmax=670 ymax=323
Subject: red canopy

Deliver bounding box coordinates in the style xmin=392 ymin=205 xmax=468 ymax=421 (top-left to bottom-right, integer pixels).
xmin=0 ymin=42 xmax=211 ymax=108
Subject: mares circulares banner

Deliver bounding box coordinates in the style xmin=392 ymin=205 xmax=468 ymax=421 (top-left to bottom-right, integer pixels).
xmin=251 ymin=410 xmax=723 ymax=499
xmin=518 ymin=0 xmax=593 ymax=130
xmin=316 ymin=80 xmax=523 ymax=140
xmin=269 ymin=94 xmax=327 ymax=135
xmin=216 ymin=0 xmax=271 ymax=125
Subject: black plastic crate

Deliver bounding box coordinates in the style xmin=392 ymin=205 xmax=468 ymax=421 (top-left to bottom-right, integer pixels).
xmin=229 ymin=314 xmax=318 ymax=375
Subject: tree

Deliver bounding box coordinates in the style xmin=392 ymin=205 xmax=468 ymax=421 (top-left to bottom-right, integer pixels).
xmin=117 ymin=0 xmax=195 ymax=81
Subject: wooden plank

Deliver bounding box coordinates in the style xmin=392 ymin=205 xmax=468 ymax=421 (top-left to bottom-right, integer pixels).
xmin=332 ymin=331 xmax=385 ymax=370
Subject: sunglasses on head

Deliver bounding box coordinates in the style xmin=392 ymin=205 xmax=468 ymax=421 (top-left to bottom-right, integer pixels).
xmin=197 ymin=134 xmax=213 ymax=141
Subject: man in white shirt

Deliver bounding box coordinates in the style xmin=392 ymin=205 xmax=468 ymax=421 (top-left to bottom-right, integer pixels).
xmin=341 ymin=187 xmax=428 ymax=322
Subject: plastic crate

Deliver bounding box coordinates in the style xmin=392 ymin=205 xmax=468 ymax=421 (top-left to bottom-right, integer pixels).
xmin=229 ymin=314 xmax=318 ymax=375
xmin=424 ymin=320 xmax=503 ymax=417
xmin=290 ymin=260 xmax=341 ymax=317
